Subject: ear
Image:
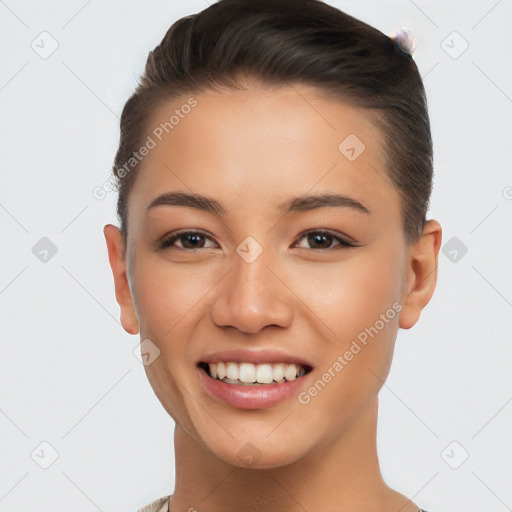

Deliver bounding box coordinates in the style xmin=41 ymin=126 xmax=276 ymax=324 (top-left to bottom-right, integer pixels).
xmin=398 ymin=219 xmax=442 ymax=330
xmin=103 ymin=224 xmax=139 ymax=335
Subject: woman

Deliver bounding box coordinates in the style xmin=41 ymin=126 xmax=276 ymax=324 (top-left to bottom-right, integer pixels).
xmin=104 ymin=0 xmax=442 ymax=510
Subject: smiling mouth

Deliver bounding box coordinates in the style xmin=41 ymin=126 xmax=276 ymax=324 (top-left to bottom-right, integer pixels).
xmin=197 ymin=361 xmax=313 ymax=386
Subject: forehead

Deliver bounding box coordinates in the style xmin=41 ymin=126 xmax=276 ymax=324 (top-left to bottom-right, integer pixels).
xmin=127 ymin=83 xmax=400 ymax=226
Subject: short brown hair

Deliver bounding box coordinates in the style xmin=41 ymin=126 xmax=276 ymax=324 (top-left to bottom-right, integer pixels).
xmin=112 ymin=0 xmax=433 ymax=248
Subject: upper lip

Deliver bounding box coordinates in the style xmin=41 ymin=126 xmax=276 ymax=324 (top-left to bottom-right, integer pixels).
xmin=198 ymin=348 xmax=314 ymax=370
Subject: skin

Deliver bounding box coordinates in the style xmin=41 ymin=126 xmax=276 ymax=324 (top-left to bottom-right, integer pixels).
xmin=104 ymin=81 xmax=442 ymax=512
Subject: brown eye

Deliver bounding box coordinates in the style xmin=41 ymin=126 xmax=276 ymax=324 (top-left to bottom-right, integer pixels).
xmin=159 ymin=231 xmax=217 ymax=250
xmin=157 ymin=229 xmax=357 ymax=252
xmin=293 ymin=230 xmax=356 ymax=250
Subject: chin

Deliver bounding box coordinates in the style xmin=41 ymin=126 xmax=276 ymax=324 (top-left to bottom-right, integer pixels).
xmin=204 ymin=434 xmax=311 ymax=470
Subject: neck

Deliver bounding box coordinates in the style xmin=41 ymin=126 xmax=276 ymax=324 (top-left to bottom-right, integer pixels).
xmin=169 ymin=397 xmax=418 ymax=512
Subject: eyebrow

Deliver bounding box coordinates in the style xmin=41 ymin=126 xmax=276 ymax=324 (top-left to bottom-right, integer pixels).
xmin=146 ymin=191 xmax=371 ymax=216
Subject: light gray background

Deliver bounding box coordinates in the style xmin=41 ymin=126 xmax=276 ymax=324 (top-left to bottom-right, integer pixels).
xmin=1 ymin=1 xmax=511 ymax=511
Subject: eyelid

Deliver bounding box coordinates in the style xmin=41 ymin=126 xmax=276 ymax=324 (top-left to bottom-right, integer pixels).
xmin=291 ymin=229 xmax=359 ymax=249
xmin=158 ymin=229 xmax=219 ymax=250
xmin=158 ymin=228 xmax=360 ymax=251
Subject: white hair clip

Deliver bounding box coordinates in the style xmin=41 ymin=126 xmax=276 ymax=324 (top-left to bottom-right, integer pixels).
xmin=393 ymin=27 xmax=416 ymax=56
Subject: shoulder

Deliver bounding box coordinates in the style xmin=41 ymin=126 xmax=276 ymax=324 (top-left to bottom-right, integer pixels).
xmin=136 ymin=495 xmax=171 ymax=512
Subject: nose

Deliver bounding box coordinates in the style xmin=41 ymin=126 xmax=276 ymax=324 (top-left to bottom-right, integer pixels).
xmin=210 ymin=246 xmax=294 ymax=334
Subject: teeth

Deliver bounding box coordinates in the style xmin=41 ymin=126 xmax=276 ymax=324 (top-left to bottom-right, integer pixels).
xmin=255 ymin=364 xmax=273 ymax=384
xmin=206 ymin=362 xmax=307 ymax=384
xmin=239 ymin=363 xmax=256 ymax=383
xmin=225 ymin=361 xmax=239 ymax=380
xmin=272 ymin=363 xmax=285 ymax=381
xmin=216 ymin=362 xmax=226 ymax=380
xmin=284 ymin=364 xmax=297 ymax=381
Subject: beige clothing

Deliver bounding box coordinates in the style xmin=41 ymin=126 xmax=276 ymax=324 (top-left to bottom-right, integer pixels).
xmin=136 ymin=494 xmax=429 ymax=512
xmin=136 ymin=495 xmax=171 ymax=512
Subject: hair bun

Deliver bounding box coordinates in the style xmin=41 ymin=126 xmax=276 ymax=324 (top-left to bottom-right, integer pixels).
xmin=393 ymin=27 xmax=416 ymax=56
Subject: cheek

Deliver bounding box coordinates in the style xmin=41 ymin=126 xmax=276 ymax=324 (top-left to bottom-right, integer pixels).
xmin=129 ymin=261 xmax=212 ymax=424
xmin=292 ymin=248 xmax=403 ymax=408
xmin=129 ymin=258 xmax=218 ymax=357
xmin=292 ymin=247 xmax=404 ymax=343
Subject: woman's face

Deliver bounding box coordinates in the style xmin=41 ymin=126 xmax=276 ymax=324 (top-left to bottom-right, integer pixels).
xmin=110 ymin=83 xmax=418 ymax=468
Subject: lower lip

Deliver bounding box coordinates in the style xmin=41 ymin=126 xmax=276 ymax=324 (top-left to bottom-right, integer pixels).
xmin=197 ymin=366 xmax=311 ymax=410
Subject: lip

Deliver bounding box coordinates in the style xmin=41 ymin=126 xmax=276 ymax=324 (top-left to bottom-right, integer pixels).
xmin=197 ymin=364 xmax=312 ymax=410
xmin=197 ymin=348 xmax=314 ymax=369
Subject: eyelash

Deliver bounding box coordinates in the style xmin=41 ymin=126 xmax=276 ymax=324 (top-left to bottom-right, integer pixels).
xmin=158 ymin=229 xmax=359 ymax=251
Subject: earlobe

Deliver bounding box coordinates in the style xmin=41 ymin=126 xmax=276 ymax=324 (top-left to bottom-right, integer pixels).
xmin=398 ymin=219 xmax=442 ymax=330
xmin=103 ymin=224 xmax=140 ymax=335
